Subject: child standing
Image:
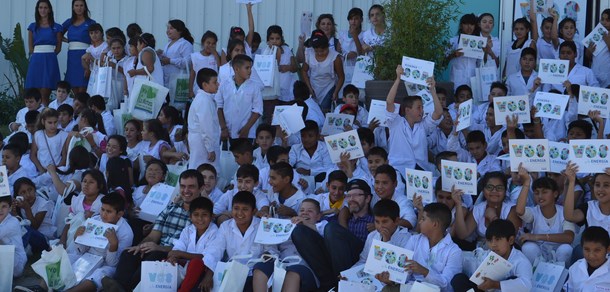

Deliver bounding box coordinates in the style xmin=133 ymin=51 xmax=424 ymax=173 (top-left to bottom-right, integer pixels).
xmin=81 ymin=23 xmax=107 ymax=79
xmin=31 ymin=108 xmax=69 ymax=173
xmin=0 ymin=196 xmax=27 ymax=277
xmin=189 ymin=31 xmax=219 ymax=97
xmin=188 ymin=68 xmax=220 ymax=170
xmin=504 ymin=15 xmax=537 ymax=78
xmin=558 ymin=17 xmax=584 ymax=66
xmin=446 ymin=14 xmax=479 ymax=90
xmin=564 ymin=226 xmax=610 ymax=291
xmin=265 ymin=25 xmax=298 ymax=102
xmin=588 ymin=9 xmax=610 ymax=88
xmin=506 ymin=48 xmax=538 ymax=97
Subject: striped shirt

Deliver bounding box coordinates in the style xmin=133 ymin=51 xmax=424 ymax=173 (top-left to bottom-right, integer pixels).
xmin=348 ymin=214 xmax=374 ymax=242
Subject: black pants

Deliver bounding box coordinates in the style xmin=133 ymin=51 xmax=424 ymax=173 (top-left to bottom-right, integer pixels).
xmin=113 ymin=249 xmax=168 ymax=290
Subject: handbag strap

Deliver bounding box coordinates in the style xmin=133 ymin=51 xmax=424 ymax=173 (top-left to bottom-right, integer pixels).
xmin=43 ymin=133 xmax=58 ymax=166
xmin=143 ymin=66 xmax=153 ymax=81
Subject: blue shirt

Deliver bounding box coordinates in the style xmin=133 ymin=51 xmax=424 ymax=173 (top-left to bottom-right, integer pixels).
xmin=348 ymin=214 xmax=374 ymax=242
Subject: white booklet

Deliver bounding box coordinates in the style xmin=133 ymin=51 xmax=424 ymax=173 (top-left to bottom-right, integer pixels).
xmin=578 ymin=86 xmax=610 ymax=119
xmin=321 ymin=113 xmax=354 ymax=135
xmin=400 ymin=56 xmax=434 ymax=86
xmin=568 ymin=139 xmax=610 ymax=173
xmin=456 ymin=99 xmax=473 ymax=131
xmin=340 ymin=264 xmax=383 ymax=292
xmin=271 ymin=105 xmax=303 ymax=125
xmin=582 ymin=23 xmax=609 ymax=56
xmin=277 ymin=107 xmax=306 ymax=135
xmin=0 ymin=165 xmax=9 ymax=197
xmin=549 ymin=141 xmax=570 ymax=174
xmin=405 ymin=169 xmax=433 ymax=204
xmin=509 ymin=139 xmax=550 ymax=172
xmin=539 ymin=59 xmax=569 ymax=84
xmin=324 ymin=130 xmax=364 ymax=163
xmin=364 ymin=239 xmax=414 ymax=285
xmin=138 ymin=183 xmax=175 ymax=223
xmin=533 ymin=92 xmax=570 ymax=120
xmin=441 ymin=160 xmax=477 ymax=196
xmin=493 ymin=95 xmax=530 ymax=125
xmin=457 ymin=34 xmax=487 ymax=59
xmin=368 ymin=100 xmax=399 ymax=127
xmin=75 ymin=218 xmax=118 ymax=249
xmin=469 ymin=251 xmax=513 ymax=285
xmin=254 ymin=217 xmax=295 ymax=244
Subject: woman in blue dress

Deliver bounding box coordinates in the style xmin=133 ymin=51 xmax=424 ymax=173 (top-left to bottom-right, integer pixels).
xmin=62 ymin=0 xmax=95 ymax=94
xmin=25 ymin=0 xmax=62 ymax=106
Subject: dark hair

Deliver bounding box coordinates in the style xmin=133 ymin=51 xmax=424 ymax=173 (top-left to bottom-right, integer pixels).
xmin=266 ymin=25 xmax=285 ymax=45
xmin=2 ymin=143 xmax=23 ymax=158
xmin=25 ymin=110 xmax=40 ymax=125
xmin=190 ymin=197 xmax=214 ymax=215
xmin=57 ymin=145 xmax=91 ymax=175
xmin=343 ymin=84 xmax=359 ymax=98
xmin=423 ymin=202 xmax=452 ymax=230
xmin=13 ymin=177 xmax=36 ymax=198
xmin=197 ymin=163 xmax=217 ymax=177
xmin=71 ymin=0 xmax=91 ymax=22
xmin=500 ymin=128 xmax=525 ymax=139
xmin=541 ymin=16 xmax=554 ymax=28
xmin=315 ymin=14 xmax=337 ymax=37
xmin=82 ymin=169 xmax=108 ymax=195
xmin=568 ymin=120 xmax=593 ymax=139
xmin=532 ymin=176 xmax=559 ymax=194
xmin=232 ymin=190 xmax=257 ymax=210
xmin=301 ymin=120 xmax=319 ymax=135
xmin=144 ymin=119 xmax=170 ymax=142
xmin=100 ymin=192 xmax=125 ymax=213
xmin=200 ymin=30 xmax=218 ymax=45
xmin=373 ymin=199 xmax=400 ymax=220
xmin=466 ymin=130 xmax=486 ymax=145
xmin=160 ymin=105 xmax=183 ymax=127
xmin=368 ymin=147 xmax=388 ymax=160
xmin=401 ymin=96 xmax=423 ymax=112
xmin=309 ymin=29 xmax=329 ymax=49
xmin=7 ymin=133 xmax=30 ymax=156
xmin=558 ymin=18 xmax=577 ymax=40
xmin=455 ymin=84 xmax=473 ymax=98
xmin=485 ymin=219 xmax=516 ymax=240
xmin=375 ymin=164 xmax=397 ymax=183
xmin=36 ymin=108 xmax=59 ymax=131
xmin=581 ymin=226 xmax=610 ymax=248
xmin=126 ymin=23 xmax=142 ymax=40
xmin=88 ymin=23 xmax=103 ymax=34
xmin=168 ymin=19 xmax=194 ymax=44
xmin=107 ymin=135 xmax=128 ymax=155
xmin=88 ymin=95 xmax=106 ymax=111
xmin=230 ymin=138 xmax=254 ymax=155
xmin=256 ymin=123 xmax=276 ymax=139
xmin=0 ymin=196 xmax=11 ymax=205
xmin=105 ymin=27 xmax=126 ymax=43
xmin=138 ymin=33 xmax=156 ymax=49
xmin=236 ymin=164 xmax=259 ymax=182
xmin=481 ymin=171 xmax=508 ymax=195
xmin=180 ymin=169 xmax=205 ymax=189
xmin=35 ymin=0 xmax=55 ymax=31
xmin=196 ymin=68 xmax=218 ymax=88
xmin=74 ymin=91 xmax=90 ymax=105
xmin=109 ymin=37 xmax=126 ymax=49
xmin=368 ymin=4 xmax=384 ymax=17
xmin=270 ymin=161 xmax=294 ymax=182
xmin=124 ymin=118 xmax=142 ymax=134
xmin=226 ymin=39 xmax=245 ymax=62
xmin=478 ymin=13 xmax=494 ymax=23
xmin=293 ymin=80 xmax=310 ymax=100
xmin=459 ymin=13 xmax=478 ymax=35
xmin=435 ymin=151 xmax=457 ymax=166
xmin=128 ymin=37 xmax=138 ymax=48
xmin=490 ymin=82 xmax=508 ymax=95
xmin=229 ymin=26 xmax=246 ymax=40
xmin=328 ymin=170 xmax=348 ymax=185
xmin=80 ymin=109 xmax=105 ymax=134
xmin=232 ymin=54 xmax=253 ymax=69
xmin=141 ymin=159 xmax=168 ymax=186
xmin=301 ymin=198 xmax=321 ymax=213
xmin=267 ymin=145 xmax=290 ymax=164
xmin=559 ymin=40 xmax=577 ymax=56
xmin=252 ymin=32 xmax=261 ymax=45
xmin=348 ymin=7 xmax=364 ymax=20
xmin=56 ymin=80 xmax=71 ymax=92
xmin=106 ymin=157 xmax=132 ymax=200
xmin=603 ymin=9 xmax=610 ymax=19
xmin=357 ymin=128 xmax=374 ymax=147
xmin=25 ymin=88 xmax=42 ymax=102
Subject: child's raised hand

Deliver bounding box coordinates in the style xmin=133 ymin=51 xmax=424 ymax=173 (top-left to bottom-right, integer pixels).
xmin=426 ymin=77 xmax=436 ymax=90
xmin=563 ymin=80 xmax=573 ymax=95
xmin=588 ymin=110 xmax=603 ymax=124
xmin=298 ymin=178 xmax=309 ymax=190
xmin=74 ymin=226 xmax=86 ymax=239
xmin=368 ymin=118 xmax=381 ymax=131
xmin=563 ymin=162 xmax=578 ymax=182
xmin=506 ymin=114 xmax=519 ymax=130
xmin=374 ymin=271 xmax=393 ymax=285
xmin=395 ymin=65 xmax=404 ymax=79
xmin=104 ymin=227 xmax=118 ymax=246
xmin=587 ymin=42 xmax=597 ymax=55
xmin=517 ymin=163 xmax=531 ymax=185
xmin=413 ymin=195 xmax=424 ymax=212
xmin=531 ymin=77 xmax=542 ymax=92
xmin=451 ymin=185 xmax=464 ymax=206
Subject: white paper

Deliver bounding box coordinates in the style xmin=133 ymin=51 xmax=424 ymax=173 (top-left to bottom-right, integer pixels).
xmin=300 ymin=11 xmax=313 ymax=37
xmin=405 ymin=82 xmax=427 ymax=96
xmin=74 ymin=218 xmax=117 ymax=249
xmin=582 ymin=23 xmax=609 ymax=56
xmin=493 ymin=95 xmax=531 ymax=125
xmin=340 ymin=264 xmax=383 ymax=292
xmin=400 ymin=56 xmax=435 ymax=86
xmin=416 ymin=89 xmax=435 ymax=115
xmin=478 ymin=66 xmax=498 ymax=102
xmin=253 ymin=53 xmax=275 ymax=87
xmin=538 ymin=59 xmax=569 ymax=84
xmin=321 ymin=113 xmax=355 ymax=135
xmin=534 ymin=92 xmax=570 ymax=120
xmin=456 ymin=99 xmax=473 ymax=131
xmin=277 ymin=108 xmax=305 ymax=135
xmin=324 ymin=130 xmax=365 ymax=163
xmin=140 ymin=261 xmax=178 ymax=292
xmin=368 ymin=100 xmax=399 ymax=127
xmin=73 ymin=253 xmax=103 ymax=282
xmin=568 ymin=139 xmax=610 ymax=173
xmin=405 ymin=169 xmax=433 ymax=204
xmin=457 ymin=34 xmax=488 ymax=59
xmin=532 ymin=261 xmax=568 ymax=292
xmin=469 ymin=251 xmax=513 ymax=285
xmin=351 ymin=56 xmax=374 ymax=89
xmin=0 ymin=165 xmax=9 ymax=197
xmin=138 ymin=183 xmax=175 ymax=223
xmin=338 ymin=280 xmax=376 ymax=292
xmin=471 ymin=76 xmax=483 ymax=103
xmin=441 ymin=160 xmax=477 ymax=196
xmin=578 ymin=86 xmax=610 ymax=119
xmin=409 ymin=281 xmax=441 ymax=292
xmin=272 ymin=105 xmax=303 ymax=126
xmin=364 ymin=239 xmax=414 ymax=285
xmin=254 ymin=218 xmax=296 ymax=244
xmin=509 ymin=139 xmax=550 ymax=172
xmin=549 ymin=142 xmax=570 ymax=174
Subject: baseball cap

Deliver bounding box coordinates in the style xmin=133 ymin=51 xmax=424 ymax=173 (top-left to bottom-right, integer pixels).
xmin=346 ymin=179 xmax=372 ymax=196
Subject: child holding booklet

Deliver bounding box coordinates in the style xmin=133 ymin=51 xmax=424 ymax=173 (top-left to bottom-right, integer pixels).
xmin=446 ymin=14 xmax=479 ymax=91
xmin=447 ymin=130 xmax=501 ymax=177
xmin=451 ymin=219 xmax=532 ymax=292
xmin=332 ymin=84 xmax=370 ymax=127
xmin=563 ymin=226 xmax=610 ymax=291
xmin=288 ymin=121 xmax=333 ymax=177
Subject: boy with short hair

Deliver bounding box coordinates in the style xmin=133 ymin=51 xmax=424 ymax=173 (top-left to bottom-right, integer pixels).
xmin=506 ymin=47 xmax=538 ymax=97
xmin=374 ymin=165 xmax=416 ymax=229
xmin=333 ymin=84 xmax=369 ymax=127
xmin=72 ymin=92 xmax=90 ymax=122
xmin=289 ymin=120 xmax=333 ymax=177
xmin=253 ymin=123 xmax=275 ymax=171
xmin=57 ymin=104 xmax=77 ymax=132
xmin=9 ymin=88 xmax=45 ymax=133
xmin=451 ymin=219 xmax=533 ymax=291
xmin=448 ymin=129 xmax=501 ymax=177
xmin=2 ymin=144 xmax=31 ymax=194
xmin=427 ymin=108 xmax=455 ymax=156
xmin=214 ymin=164 xmax=269 ymax=223
xmin=67 ymin=193 xmax=134 ymax=291
xmin=259 ymin=145 xmax=305 ymax=194
xmin=189 ymin=68 xmax=221 ymax=170
xmin=365 ymin=147 xmax=406 ymax=201
xmin=49 ymin=81 xmax=74 ymax=110
xmin=267 ymin=162 xmax=306 ymax=218
xmin=293 ymin=80 xmax=325 ymax=128
xmin=167 ymin=197 xmax=218 ymax=292
xmin=216 ymin=54 xmax=263 ymax=140
xmin=0 ymin=195 xmax=27 ymax=278
xmin=316 ymin=170 xmax=348 ymax=216
xmin=564 ymin=226 xmax=610 ymax=291
xmin=197 ymin=163 xmax=223 ymax=203
xmin=386 ymin=65 xmax=443 ymax=173
xmin=88 ymin=95 xmax=116 ymax=135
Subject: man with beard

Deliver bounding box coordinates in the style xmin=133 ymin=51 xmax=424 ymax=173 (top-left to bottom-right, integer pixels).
xmin=291 ymin=178 xmax=374 ymax=289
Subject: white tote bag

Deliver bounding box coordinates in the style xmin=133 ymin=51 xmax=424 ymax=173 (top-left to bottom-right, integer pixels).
xmin=255 ymin=46 xmax=280 ymax=100
xmin=212 ymin=254 xmax=253 ymax=292
xmin=86 ymin=59 xmax=100 ymax=96
xmin=272 ymin=256 xmax=302 ymax=292
xmin=0 ymin=245 xmax=14 ymax=292
xmin=32 ymin=245 xmax=77 ymax=291
xmin=129 ymin=69 xmax=170 ymax=121
xmin=168 ymin=61 xmax=191 ymax=110
xmin=140 ymin=261 xmax=178 ymax=292
xmin=95 ymin=62 xmax=113 ymax=99
xmin=65 ymin=212 xmax=86 ymax=249
xmin=532 ymin=261 xmax=568 ymax=292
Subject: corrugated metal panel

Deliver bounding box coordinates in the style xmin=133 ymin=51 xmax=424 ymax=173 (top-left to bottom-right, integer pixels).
xmin=0 ymin=0 xmax=383 ymax=89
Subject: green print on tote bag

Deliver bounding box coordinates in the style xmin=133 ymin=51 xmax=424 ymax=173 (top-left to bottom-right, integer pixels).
xmin=45 ymin=260 xmax=64 ymax=290
xmin=134 ymin=84 xmax=159 ymax=114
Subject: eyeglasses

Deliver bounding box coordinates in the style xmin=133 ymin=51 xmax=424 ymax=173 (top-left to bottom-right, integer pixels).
xmin=484 ymin=184 xmax=506 ymax=192
xmin=345 ymin=192 xmax=366 ymax=199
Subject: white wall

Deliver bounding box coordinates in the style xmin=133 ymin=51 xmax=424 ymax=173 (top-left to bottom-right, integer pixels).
xmin=0 ymin=0 xmax=383 ymax=90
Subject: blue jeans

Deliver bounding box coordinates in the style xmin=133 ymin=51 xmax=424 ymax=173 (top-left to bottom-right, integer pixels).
xmin=22 ymin=226 xmax=49 ymax=254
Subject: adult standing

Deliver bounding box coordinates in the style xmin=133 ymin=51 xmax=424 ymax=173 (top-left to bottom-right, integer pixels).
xmin=157 ymin=20 xmax=194 ymax=88
xmin=25 ymin=0 xmax=63 ymax=106
xmin=62 ymin=0 xmax=95 ymax=94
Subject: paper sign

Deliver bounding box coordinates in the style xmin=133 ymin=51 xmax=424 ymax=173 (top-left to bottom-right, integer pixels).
xmin=74 ymin=218 xmax=117 ymax=249
xmin=368 ymin=100 xmax=399 ymax=127
xmin=549 ymin=142 xmax=570 ymax=174
xmin=568 ymin=139 xmax=610 ymax=173
xmin=405 ymin=82 xmax=427 ymax=96
xmin=73 ymin=253 xmax=103 ymax=282
xmin=277 ymin=108 xmax=305 ymax=135
xmin=138 ymin=183 xmax=175 ymax=223
xmin=321 ymin=113 xmax=355 ymax=135
xmin=253 ymin=53 xmax=275 ymax=87
xmin=582 ymin=23 xmax=609 ymax=56
xmin=140 ymin=261 xmax=178 ymax=292
xmin=578 ymin=86 xmax=610 ymax=119
xmin=405 ymin=169 xmax=433 ymax=204
xmin=324 ymin=130 xmax=365 ymax=163
xmin=364 ymin=239 xmax=414 ymax=284
xmin=400 ymin=56 xmax=435 ymax=86
xmin=351 ymin=56 xmax=374 ymax=89
xmin=509 ymin=139 xmax=550 ymax=172
xmin=300 ymin=11 xmax=313 ymax=37
xmin=272 ymin=105 xmax=303 ymax=126
xmin=534 ymin=92 xmax=570 ymax=120
xmin=478 ymin=66 xmax=499 ymax=102
xmin=493 ymin=95 xmax=531 ymax=125
xmin=469 ymin=251 xmax=513 ymax=285
xmin=441 ymin=160 xmax=477 ymax=196
xmin=538 ymin=59 xmax=569 ymax=84
xmin=532 ymin=261 xmax=568 ymax=292
xmin=416 ymin=89 xmax=435 ymax=115
xmin=254 ymin=218 xmax=296 ymax=244
xmin=456 ymin=99 xmax=473 ymax=131
xmin=340 ymin=264 xmax=383 ymax=292
xmin=457 ymin=34 xmax=487 ymax=59
xmin=0 ymin=165 xmax=9 ymax=197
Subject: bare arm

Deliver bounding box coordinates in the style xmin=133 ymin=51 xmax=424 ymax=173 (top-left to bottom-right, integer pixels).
xmin=562 ymin=162 xmax=585 ymax=223
xmin=30 ymin=136 xmax=44 ymax=173
xmin=245 ymin=3 xmax=254 ymax=47
xmin=386 ymin=65 xmax=403 ymax=113
xmin=300 ymin=62 xmax=314 ymax=99
xmin=332 ymin=56 xmax=344 ymax=100
xmin=515 ymin=166 xmax=531 ymax=217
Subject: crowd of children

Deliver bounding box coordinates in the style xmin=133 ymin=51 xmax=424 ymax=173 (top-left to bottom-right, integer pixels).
xmin=2 ymin=0 xmax=610 ymax=291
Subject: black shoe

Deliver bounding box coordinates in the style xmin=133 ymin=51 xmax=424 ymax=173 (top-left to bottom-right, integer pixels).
xmin=101 ymin=276 xmax=126 ymax=292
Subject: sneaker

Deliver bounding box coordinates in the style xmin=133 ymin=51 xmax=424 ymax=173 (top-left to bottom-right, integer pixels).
xmin=101 ymin=276 xmax=125 ymax=292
